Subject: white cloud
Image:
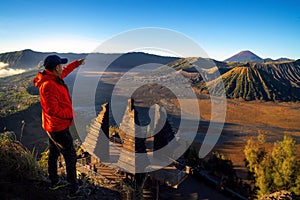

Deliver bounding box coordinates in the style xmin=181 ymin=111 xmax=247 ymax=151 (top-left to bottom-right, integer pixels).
xmin=0 ymin=68 xmax=26 ymax=78
xmin=0 ymin=62 xmax=9 ymax=69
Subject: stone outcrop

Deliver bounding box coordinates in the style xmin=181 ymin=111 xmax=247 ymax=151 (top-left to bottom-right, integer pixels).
xmin=82 ymin=102 xmax=110 ymax=162
xmin=83 ymin=98 xmax=177 ymax=173
xmin=117 ymin=99 xmax=149 ymax=173
xmin=153 ymin=104 xmax=176 ymax=159
xmin=260 ymin=190 xmax=294 ymax=200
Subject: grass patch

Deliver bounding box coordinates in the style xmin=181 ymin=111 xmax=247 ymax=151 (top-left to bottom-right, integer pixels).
xmin=0 ymin=131 xmax=45 ymax=181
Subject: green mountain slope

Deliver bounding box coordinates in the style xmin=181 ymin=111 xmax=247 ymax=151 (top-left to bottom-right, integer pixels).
xmin=0 ymin=69 xmax=40 ymax=117
xmin=200 ymin=64 xmax=300 ymax=101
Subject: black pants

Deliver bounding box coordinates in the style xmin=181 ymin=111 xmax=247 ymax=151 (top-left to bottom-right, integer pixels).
xmin=47 ymin=128 xmax=78 ymax=192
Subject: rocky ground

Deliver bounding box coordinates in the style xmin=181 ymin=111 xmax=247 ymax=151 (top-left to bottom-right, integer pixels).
xmin=0 ymin=179 xmax=121 ymax=200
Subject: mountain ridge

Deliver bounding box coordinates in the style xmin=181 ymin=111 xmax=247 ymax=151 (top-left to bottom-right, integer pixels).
xmin=1 ymin=49 xmax=300 ymax=102
xmin=0 ymin=49 xmax=296 ymax=69
xmin=0 ymin=49 xmax=87 ymax=69
xmin=205 ymin=65 xmax=300 ymax=101
xmin=224 ymin=50 xmax=294 ymax=63
xmin=170 ymin=57 xmax=300 ymax=101
xmin=0 ymin=49 xmax=179 ymax=70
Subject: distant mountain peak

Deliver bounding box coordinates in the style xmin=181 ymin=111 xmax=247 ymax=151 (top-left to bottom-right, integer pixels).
xmin=224 ymin=50 xmax=263 ymax=62
xmin=237 ymin=50 xmax=255 ymax=54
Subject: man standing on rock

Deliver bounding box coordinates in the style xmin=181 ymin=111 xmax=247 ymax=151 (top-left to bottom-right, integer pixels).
xmin=33 ymin=55 xmax=89 ymax=198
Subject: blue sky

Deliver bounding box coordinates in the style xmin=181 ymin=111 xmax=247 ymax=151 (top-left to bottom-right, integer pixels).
xmin=0 ymin=0 xmax=299 ymax=60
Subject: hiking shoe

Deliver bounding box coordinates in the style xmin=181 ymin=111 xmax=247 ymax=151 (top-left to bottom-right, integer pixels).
xmin=49 ymin=179 xmax=69 ymax=190
xmin=67 ymin=187 xmax=91 ymax=199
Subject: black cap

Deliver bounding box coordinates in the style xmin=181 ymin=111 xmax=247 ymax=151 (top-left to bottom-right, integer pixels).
xmin=44 ymin=55 xmax=68 ymax=70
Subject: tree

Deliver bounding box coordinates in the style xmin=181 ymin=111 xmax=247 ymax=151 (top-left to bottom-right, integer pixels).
xmin=244 ymin=133 xmax=266 ymax=181
xmin=271 ymin=135 xmax=297 ymax=191
xmin=244 ymin=134 xmax=300 ymax=198
xmin=255 ymin=155 xmax=274 ymax=196
xmin=291 ymin=173 xmax=300 ymax=195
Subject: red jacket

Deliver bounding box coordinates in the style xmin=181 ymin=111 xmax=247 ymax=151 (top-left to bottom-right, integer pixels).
xmin=33 ymin=60 xmax=80 ymax=132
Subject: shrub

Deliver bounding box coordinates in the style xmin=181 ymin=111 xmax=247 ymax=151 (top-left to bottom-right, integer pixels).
xmin=0 ymin=131 xmax=44 ymax=181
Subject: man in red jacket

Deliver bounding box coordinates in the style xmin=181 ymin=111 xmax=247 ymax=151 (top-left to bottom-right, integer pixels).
xmin=33 ymin=55 xmax=88 ymax=198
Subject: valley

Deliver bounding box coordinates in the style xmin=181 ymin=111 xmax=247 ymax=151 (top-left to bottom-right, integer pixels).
xmin=0 ymin=49 xmax=300 ymax=199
